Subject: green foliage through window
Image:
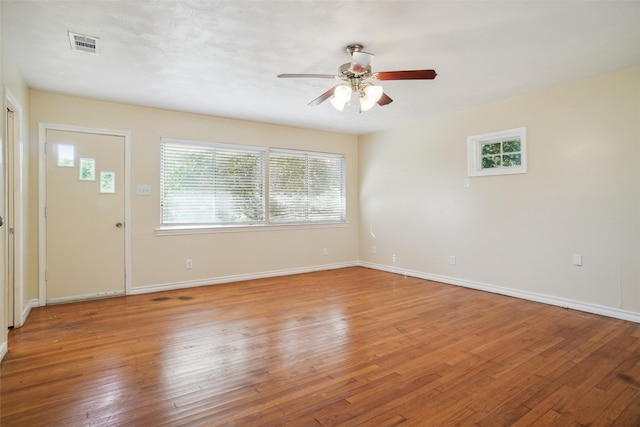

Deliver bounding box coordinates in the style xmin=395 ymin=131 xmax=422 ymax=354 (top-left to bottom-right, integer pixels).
xmin=481 ymin=139 xmax=521 ymax=170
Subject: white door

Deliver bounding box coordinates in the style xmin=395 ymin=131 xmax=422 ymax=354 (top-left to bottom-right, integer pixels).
xmin=45 ymin=130 xmax=126 ymax=302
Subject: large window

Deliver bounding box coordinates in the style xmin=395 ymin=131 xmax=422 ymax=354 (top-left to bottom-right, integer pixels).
xmin=160 ymin=139 xmax=346 ymax=228
xmin=160 ymin=138 xmax=265 ymax=225
xmin=269 ymin=149 xmax=346 ymax=224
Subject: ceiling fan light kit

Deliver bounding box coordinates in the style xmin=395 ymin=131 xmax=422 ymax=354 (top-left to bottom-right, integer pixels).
xmin=360 ymin=84 xmax=384 ymax=111
xmin=330 ymin=85 xmax=353 ymax=111
xmin=278 ymin=43 xmax=437 ymax=113
xmin=334 ymin=85 xmax=352 ymax=102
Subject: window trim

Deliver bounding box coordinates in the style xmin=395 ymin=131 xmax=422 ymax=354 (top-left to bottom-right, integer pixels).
xmin=155 ymin=221 xmax=348 ymax=236
xmin=467 ymin=127 xmax=527 ymax=177
xmin=161 ymin=137 xmax=266 ymax=154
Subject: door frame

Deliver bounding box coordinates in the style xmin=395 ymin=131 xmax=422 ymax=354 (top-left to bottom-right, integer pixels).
xmin=5 ymin=89 xmax=24 ymax=327
xmin=39 ymin=123 xmax=131 ymax=305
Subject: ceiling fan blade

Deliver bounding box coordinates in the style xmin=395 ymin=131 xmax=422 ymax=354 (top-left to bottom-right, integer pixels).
xmin=377 ymin=92 xmax=393 ymax=106
xmin=308 ymin=86 xmax=337 ymax=106
xmin=278 ymin=73 xmax=338 ymax=79
xmin=376 ymin=70 xmax=437 ymax=80
xmin=350 ymin=51 xmax=374 ymax=73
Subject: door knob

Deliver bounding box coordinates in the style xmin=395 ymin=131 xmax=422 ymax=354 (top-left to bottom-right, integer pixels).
xmin=0 ymin=215 xmax=3 ymax=227
xmin=115 ymin=222 xmax=123 ymax=228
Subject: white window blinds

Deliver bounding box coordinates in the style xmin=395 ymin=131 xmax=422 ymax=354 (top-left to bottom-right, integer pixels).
xmin=160 ymin=139 xmax=265 ymax=225
xmin=269 ymin=149 xmax=346 ymax=224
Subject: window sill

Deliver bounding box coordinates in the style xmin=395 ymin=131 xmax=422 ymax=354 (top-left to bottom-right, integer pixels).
xmin=467 ymin=166 xmax=527 ymax=177
xmin=155 ymin=222 xmax=349 ymax=236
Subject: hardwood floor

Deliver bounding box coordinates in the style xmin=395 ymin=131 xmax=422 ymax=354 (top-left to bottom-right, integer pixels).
xmin=2 ymin=267 xmax=640 ymax=426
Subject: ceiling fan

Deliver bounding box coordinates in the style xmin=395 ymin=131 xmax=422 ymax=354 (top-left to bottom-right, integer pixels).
xmin=277 ymin=44 xmax=437 ymax=112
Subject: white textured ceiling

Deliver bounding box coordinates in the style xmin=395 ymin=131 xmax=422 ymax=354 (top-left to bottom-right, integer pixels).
xmin=3 ymin=1 xmax=639 ymax=135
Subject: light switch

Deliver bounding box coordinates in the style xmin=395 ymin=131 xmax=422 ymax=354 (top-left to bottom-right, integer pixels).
xmin=136 ymin=184 xmax=152 ymax=196
xmin=573 ymin=254 xmax=583 ymax=266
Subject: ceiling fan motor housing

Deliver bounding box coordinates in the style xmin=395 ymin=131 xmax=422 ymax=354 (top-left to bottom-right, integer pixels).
xmin=339 ymin=62 xmax=372 ymax=91
xmin=346 ymin=43 xmax=364 ymax=55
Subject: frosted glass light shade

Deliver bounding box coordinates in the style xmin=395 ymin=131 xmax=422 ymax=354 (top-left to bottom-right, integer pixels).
xmin=364 ymin=85 xmax=384 ymax=103
xmin=330 ymin=97 xmax=347 ymax=111
xmin=334 ymin=85 xmax=352 ymax=103
xmin=360 ymin=85 xmax=384 ymax=111
xmin=359 ymin=95 xmax=376 ymax=111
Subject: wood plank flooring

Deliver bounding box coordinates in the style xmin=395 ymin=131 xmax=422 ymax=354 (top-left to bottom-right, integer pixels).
xmin=2 ymin=267 xmax=640 ymax=426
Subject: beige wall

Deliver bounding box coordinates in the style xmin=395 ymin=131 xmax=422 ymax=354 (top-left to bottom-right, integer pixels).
xmin=30 ymin=92 xmax=359 ymax=292
xmin=359 ymin=66 xmax=640 ymax=314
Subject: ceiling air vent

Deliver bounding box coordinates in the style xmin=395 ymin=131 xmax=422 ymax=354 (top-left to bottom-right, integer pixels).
xmin=68 ymin=31 xmax=99 ymax=54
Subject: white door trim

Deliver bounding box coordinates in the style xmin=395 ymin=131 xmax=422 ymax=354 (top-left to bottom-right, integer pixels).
xmin=39 ymin=123 xmax=131 ymax=305
xmin=5 ymin=88 xmax=24 ymax=327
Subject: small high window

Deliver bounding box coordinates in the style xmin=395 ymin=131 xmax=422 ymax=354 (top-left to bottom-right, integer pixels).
xmin=467 ymin=127 xmax=527 ymax=177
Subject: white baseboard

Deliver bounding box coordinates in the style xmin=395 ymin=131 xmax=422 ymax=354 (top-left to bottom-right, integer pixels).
xmin=359 ymin=261 xmax=640 ymax=323
xmin=47 ymin=290 xmax=125 ymax=305
xmin=129 ymin=262 xmax=359 ymax=295
xmin=19 ymin=299 xmax=40 ymax=327
xmin=38 ymin=260 xmax=640 ymax=324
xmin=0 ymin=341 xmax=7 ymax=362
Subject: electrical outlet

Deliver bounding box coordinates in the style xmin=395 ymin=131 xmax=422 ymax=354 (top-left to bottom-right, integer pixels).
xmin=449 ymin=255 xmax=456 ymax=265
xmin=322 ymin=248 xmax=328 ymax=256
xmin=186 ymin=259 xmax=192 ymax=269
xmin=371 ymin=246 xmax=377 ymax=254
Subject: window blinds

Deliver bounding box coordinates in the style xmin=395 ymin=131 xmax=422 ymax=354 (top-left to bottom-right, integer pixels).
xmin=160 ymin=140 xmax=346 ymax=227
xmin=161 ymin=140 xmax=265 ymax=225
xmin=269 ymin=149 xmax=346 ymax=224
